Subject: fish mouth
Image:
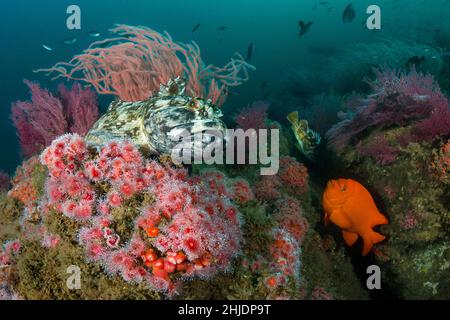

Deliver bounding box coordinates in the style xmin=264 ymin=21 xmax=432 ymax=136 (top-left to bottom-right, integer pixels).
xmin=324 ymin=179 xmax=348 ymax=206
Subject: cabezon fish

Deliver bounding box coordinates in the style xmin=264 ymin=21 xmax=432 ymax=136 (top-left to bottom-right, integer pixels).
xmin=85 ymin=77 xmax=227 ymax=156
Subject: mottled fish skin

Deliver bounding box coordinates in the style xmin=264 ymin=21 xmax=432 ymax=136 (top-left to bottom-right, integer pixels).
xmin=85 ymin=100 xmax=150 ymax=149
xmin=85 ymin=78 xmax=227 ymax=155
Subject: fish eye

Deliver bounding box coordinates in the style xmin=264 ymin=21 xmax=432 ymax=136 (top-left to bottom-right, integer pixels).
xmin=189 ymin=100 xmax=197 ymax=108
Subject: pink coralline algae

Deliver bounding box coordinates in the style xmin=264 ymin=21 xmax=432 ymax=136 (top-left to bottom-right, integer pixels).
xmin=383 ymin=185 xmax=397 ymax=201
xmin=356 ymin=134 xmax=399 ymax=165
xmin=37 ymin=25 xmax=254 ymax=106
xmin=39 ymin=134 xmax=244 ymax=295
xmin=235 ymin=100 xmax=269 ymax=130
xmin=327 ymin=68 xmax=450 ymax=151
xmin=399 ymin=211 xmax=419 ymax=230
xmin=11 ymin=80 xmax=99 ymax=157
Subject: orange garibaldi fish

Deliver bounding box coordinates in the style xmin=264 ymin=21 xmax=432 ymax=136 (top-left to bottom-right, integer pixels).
xmin=322 ymin=179 xmax=388 ymax=256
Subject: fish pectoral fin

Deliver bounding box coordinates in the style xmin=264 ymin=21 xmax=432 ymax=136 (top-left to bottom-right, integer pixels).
xmin=362 ymin=231 xmax=386 ymax=256
xmin=342 ymin=230 xmax=358 ymax=246
xmin=329 ymin=209 xmax=351 ymax=229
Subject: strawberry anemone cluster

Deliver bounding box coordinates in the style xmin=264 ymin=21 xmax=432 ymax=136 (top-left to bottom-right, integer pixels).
xmin=240 ymin=196 xmax=306 ymax=296
xmin=0 ymin=239 xmax=22 ymax=300
xmin=39 ymin=134 xmax=248 ymax=295
xmin=253 ymin=156 xmax=309 ymax=201
xmin=264 ymin=228 xmax=301 ymax=290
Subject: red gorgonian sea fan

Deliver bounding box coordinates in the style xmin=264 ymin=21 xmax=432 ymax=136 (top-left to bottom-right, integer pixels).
xmin=326 ymin=68 xmax=450 ymax=151
xmin=35 ymin=24 xmax=255 ymax=106
xmin=11 ymin=80 xmax=67 ymax=158
xmin=58 ymin=83 xmax=99 ymax=136
xmin=11 ymin=81 xmax=99 ymax=157
xmin=235 ymin=100 xmax=269 ymax=130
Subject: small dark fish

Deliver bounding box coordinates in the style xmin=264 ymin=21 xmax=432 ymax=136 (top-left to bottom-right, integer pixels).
xmin=246 ymin=43 xmax=255 ymax=62
xmin=219 ymin=38 xmax=224 ymax=43
xmin=406 ymin=56 xmax=426 ymax=68
xmin=217 ymin=26 xmax=227 ymax=31
xmin=298 ymin=21 xmax=313 ymax=38
xmin=62 ymin=37 xmax=77 ymax=45
xmin=88 ymin=31 xmax=101 ymax=37
xmin=328 ymin=7 xmax=335 ymax=12
xmin=41 ymin=43 xmax=53 ymax=51
xmin=319 ymin=1 xmax=329 ymax=5
xmin=343 ymin=3 xmax=356 ymax=23
xmin=192 ymin=24 xmax=201 ymax=34
xmin=312 ymin=5 xmax=317 ymax=10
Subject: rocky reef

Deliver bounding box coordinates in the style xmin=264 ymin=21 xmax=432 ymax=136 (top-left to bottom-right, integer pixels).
xmin=325 ymin=68 xmax=450 ymax=299
xmin=2 ymin=23 xmax=449 ymax=301
xmin=0 ymin=132 xmax=368 ymax=300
